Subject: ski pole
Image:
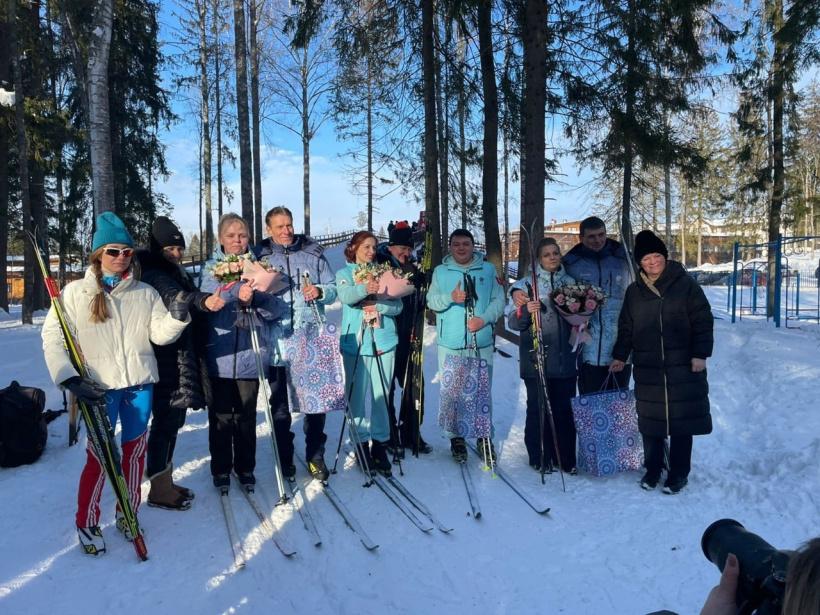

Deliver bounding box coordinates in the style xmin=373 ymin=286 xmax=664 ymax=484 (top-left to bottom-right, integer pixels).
xmin=247 ymin=308 xmax=289 ymax=504
xmin=371 ymin=333 xmax=403 ymax=476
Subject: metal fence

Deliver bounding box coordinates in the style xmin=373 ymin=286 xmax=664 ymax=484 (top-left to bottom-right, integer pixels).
xmin=729 ymin=235 xmax=820 ymax=328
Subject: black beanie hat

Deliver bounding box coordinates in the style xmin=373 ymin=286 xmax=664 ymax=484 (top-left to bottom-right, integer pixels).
xmin=151 ymin=216 xmax=186 ymax=252
xmin=389 ymin=221 xmax=413 ymax=248
xmin=633 ymin=230 xmax=668 ymax=264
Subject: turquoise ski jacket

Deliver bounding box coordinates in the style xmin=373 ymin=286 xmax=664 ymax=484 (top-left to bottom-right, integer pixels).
xmin=336 ymin=263 xmax=403 ymax=356
xmin=427 ymin=252 xmax=505 ymax=350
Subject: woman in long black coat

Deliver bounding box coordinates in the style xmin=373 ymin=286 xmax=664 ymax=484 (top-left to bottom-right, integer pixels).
xmin=137 ymin=217 xmax=225 ymax=509
xmin=610 ymin=230 xmax=713 ymax=495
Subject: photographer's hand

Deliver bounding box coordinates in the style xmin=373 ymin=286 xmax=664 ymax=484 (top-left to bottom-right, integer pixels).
xmin=699 ymin=553 xmax=739 ymax=615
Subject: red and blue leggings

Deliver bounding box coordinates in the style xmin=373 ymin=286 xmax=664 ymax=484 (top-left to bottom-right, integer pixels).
xmin=76 ymin=385 xmax=153 ymax=528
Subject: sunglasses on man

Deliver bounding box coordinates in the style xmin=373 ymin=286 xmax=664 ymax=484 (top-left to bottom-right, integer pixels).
xmin=104 ymin=247 xmax=134 ymax=258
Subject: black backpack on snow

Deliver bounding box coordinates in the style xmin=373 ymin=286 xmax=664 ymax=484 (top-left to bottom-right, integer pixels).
xmin=0 ymin=381 xmax=48 ymax=467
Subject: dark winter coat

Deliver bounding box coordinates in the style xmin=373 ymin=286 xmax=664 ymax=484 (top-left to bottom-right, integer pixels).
xmin=136 ymin=249 xmax=211 ymax=410
xmin=376 ymin=243 xmax=421 ymax=365
xmin=506 ymin=265 xmax=579 ymax=380
xmin=199 ymin=248 xmax=286 ymax=379
xmin=612 ymin=260 xmax=713 ymax=437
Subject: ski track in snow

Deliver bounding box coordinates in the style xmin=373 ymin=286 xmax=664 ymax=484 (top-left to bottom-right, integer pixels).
xmin=0 ymin=250 xmax=818 ymax=614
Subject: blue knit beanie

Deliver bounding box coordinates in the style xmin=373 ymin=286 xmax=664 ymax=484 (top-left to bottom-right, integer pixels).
xmin=92 ymin=212 xmax=134 ymax=252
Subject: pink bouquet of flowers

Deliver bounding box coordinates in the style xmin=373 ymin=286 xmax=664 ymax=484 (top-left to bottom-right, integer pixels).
xmin=377 ymin=269 xmax=415 ymax=299
xmin=352 ymin=262 xmax=415 ymax=299
xmin=550 ymin=284 xmax=606 ymax=351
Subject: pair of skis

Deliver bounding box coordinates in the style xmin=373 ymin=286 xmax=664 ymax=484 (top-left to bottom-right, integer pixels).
xmin=29 ymin=232 xmax=147 ymax=561
xmin=217 ymin=480 xmax=296 ymax=569
xmin=459 ymin=442 xmax=551 ymax=516
xmin=342 ymin=443 xmax=453 ymax=534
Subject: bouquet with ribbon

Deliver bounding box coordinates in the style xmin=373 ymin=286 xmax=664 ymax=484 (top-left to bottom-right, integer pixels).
xmin=550 ymin=283 xmax=606 ymax=351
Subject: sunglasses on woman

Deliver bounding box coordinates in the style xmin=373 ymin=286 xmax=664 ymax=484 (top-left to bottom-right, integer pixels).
xmin=104 ymin=247 xmax=134 ymax=258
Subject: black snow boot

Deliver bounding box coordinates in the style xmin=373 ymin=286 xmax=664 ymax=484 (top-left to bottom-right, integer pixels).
xmin=640 ymin=471 xmax=661 ymax=491
xmin=662 ymin=475 xmax=688 ymax=495
xmin=450 ymin=437 xmax=468 ymax=462
xmin=307 ymin=457 xmax=330 ymax=482
xmin=370 ymin=440 xmax=393 ymax=477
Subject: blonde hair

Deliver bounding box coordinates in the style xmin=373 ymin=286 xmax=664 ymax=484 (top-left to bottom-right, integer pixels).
xmin=783 ymin=537 xmax=820 ymax=615
xmin=218 ymin=213 xmax=250 ymax=239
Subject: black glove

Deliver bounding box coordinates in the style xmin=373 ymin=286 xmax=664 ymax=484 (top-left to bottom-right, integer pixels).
xmin=62 ymin=376 xmax=106 ymax=405
xmin=168 ymin=291 xmax=192 ymax=321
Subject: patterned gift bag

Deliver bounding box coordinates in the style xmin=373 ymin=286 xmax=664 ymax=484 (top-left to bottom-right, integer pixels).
xmin=571 ymin=388 xmax=643 ymax=476
xmin=438 ymin=355 xmax=492 ymax=438
xmin=282 ymin=324 xmax=346 ymax=415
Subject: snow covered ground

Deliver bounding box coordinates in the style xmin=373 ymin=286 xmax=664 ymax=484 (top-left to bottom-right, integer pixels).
xmin=0 ymin=247 xmax=818 ymax=615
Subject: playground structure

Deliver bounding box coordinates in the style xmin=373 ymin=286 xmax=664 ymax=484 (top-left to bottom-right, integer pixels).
xmin=730 ymin=235 xmax=820 ymax=328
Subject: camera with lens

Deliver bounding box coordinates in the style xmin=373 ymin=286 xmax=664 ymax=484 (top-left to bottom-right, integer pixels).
xmin=701 ymin=519 xmax=794 ymax=615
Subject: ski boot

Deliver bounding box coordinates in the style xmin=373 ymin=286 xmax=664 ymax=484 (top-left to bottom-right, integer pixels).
xmin=77 ymin=526 xmax=106 ymax=556
xmin=450 ymin=437 xmax=468 ymax=463
xmin=307 ymin=457 xmax=330 ymax=482
xmin=370 ymin=440 xmax=393 ymax=477
xmin=237 ymin=472 xmax=256 ymax=494
xmin=115 ymin=511 xmax=142 ymax=542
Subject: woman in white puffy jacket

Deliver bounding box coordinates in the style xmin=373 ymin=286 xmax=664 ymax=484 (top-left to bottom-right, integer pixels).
xmin=42 ymin=212 xmax=190 ymax=556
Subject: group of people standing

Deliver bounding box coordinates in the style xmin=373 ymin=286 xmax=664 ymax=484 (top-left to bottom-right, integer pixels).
xmin=506 ymin=218 xmax=714 ymax=495
xmin=41 ymin=208 xmax=714 ymax=557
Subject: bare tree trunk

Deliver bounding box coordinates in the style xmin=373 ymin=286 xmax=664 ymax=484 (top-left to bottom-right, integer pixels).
xmin=86 ymin=0 xmax=115 ymax=215
xmin=249 ymin=0 xmax=262 ymax=243
xmin=9 ymin=0 xmax=34 ymax=322
xmin=365 ymin=54 xmax=374 ymax=232
xmin=664 ymin=162 xmax=672 ymax=248
xmin=47 ymin=14 xmax=67 ymax=287
xmin=620 ymin=2 xmax=636 ymax=252
xmin=503 ymin=131 xmax=510 ymax=278
xmin=233 ymin=0 xmax=253 ymax=227
xmin=213 ymin=0 xmax=224 ymax=219
xmin=518 ymin=0 xmax=547 ymax=274
xmin=436 ymin=17 xmax=449 ymax=247
xmin=422 ymin=0 xmax=441 ymax=265
xmin=0 ymin=4 xmax=10 ymax=311
xmin=679 ymin=184 xmax=688 ymax=266
xmin=477 ymin=0 xmax=500 ymax=275
xmin=301 ymin=46 xmax=311 ymax=236
xmin=457 ymin=25 xmax=467 ymax=230
xmin=767 ymin=0 xmax=785 ymax=317
xmin=197 ymin=0 xmax=214 ymax=257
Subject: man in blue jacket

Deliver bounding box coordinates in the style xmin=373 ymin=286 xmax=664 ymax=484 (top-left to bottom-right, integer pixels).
xmin=255 ymin=207 xmax=338 ymax=481
xmin=427 ymin=229 xmax=505 ymax=463
xmin=562 ymin=216 xmax=633 ymax=393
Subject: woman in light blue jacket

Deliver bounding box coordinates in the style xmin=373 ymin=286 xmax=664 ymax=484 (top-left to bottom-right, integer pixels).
xmin=427 ymin=229 xmax=505 ymax=463
xmin=336 ymin=231 xmax=403 ymax=477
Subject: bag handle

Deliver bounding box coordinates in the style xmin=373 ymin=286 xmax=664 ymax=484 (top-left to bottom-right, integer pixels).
xmin=598 ymin=370 xmax=623 ymax=393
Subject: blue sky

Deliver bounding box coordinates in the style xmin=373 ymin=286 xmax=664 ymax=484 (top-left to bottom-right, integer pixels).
xmin=152 ymin=3 xmax=817 ymax=242
xmin=153 ymin=3 xmax=594 ymax=241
